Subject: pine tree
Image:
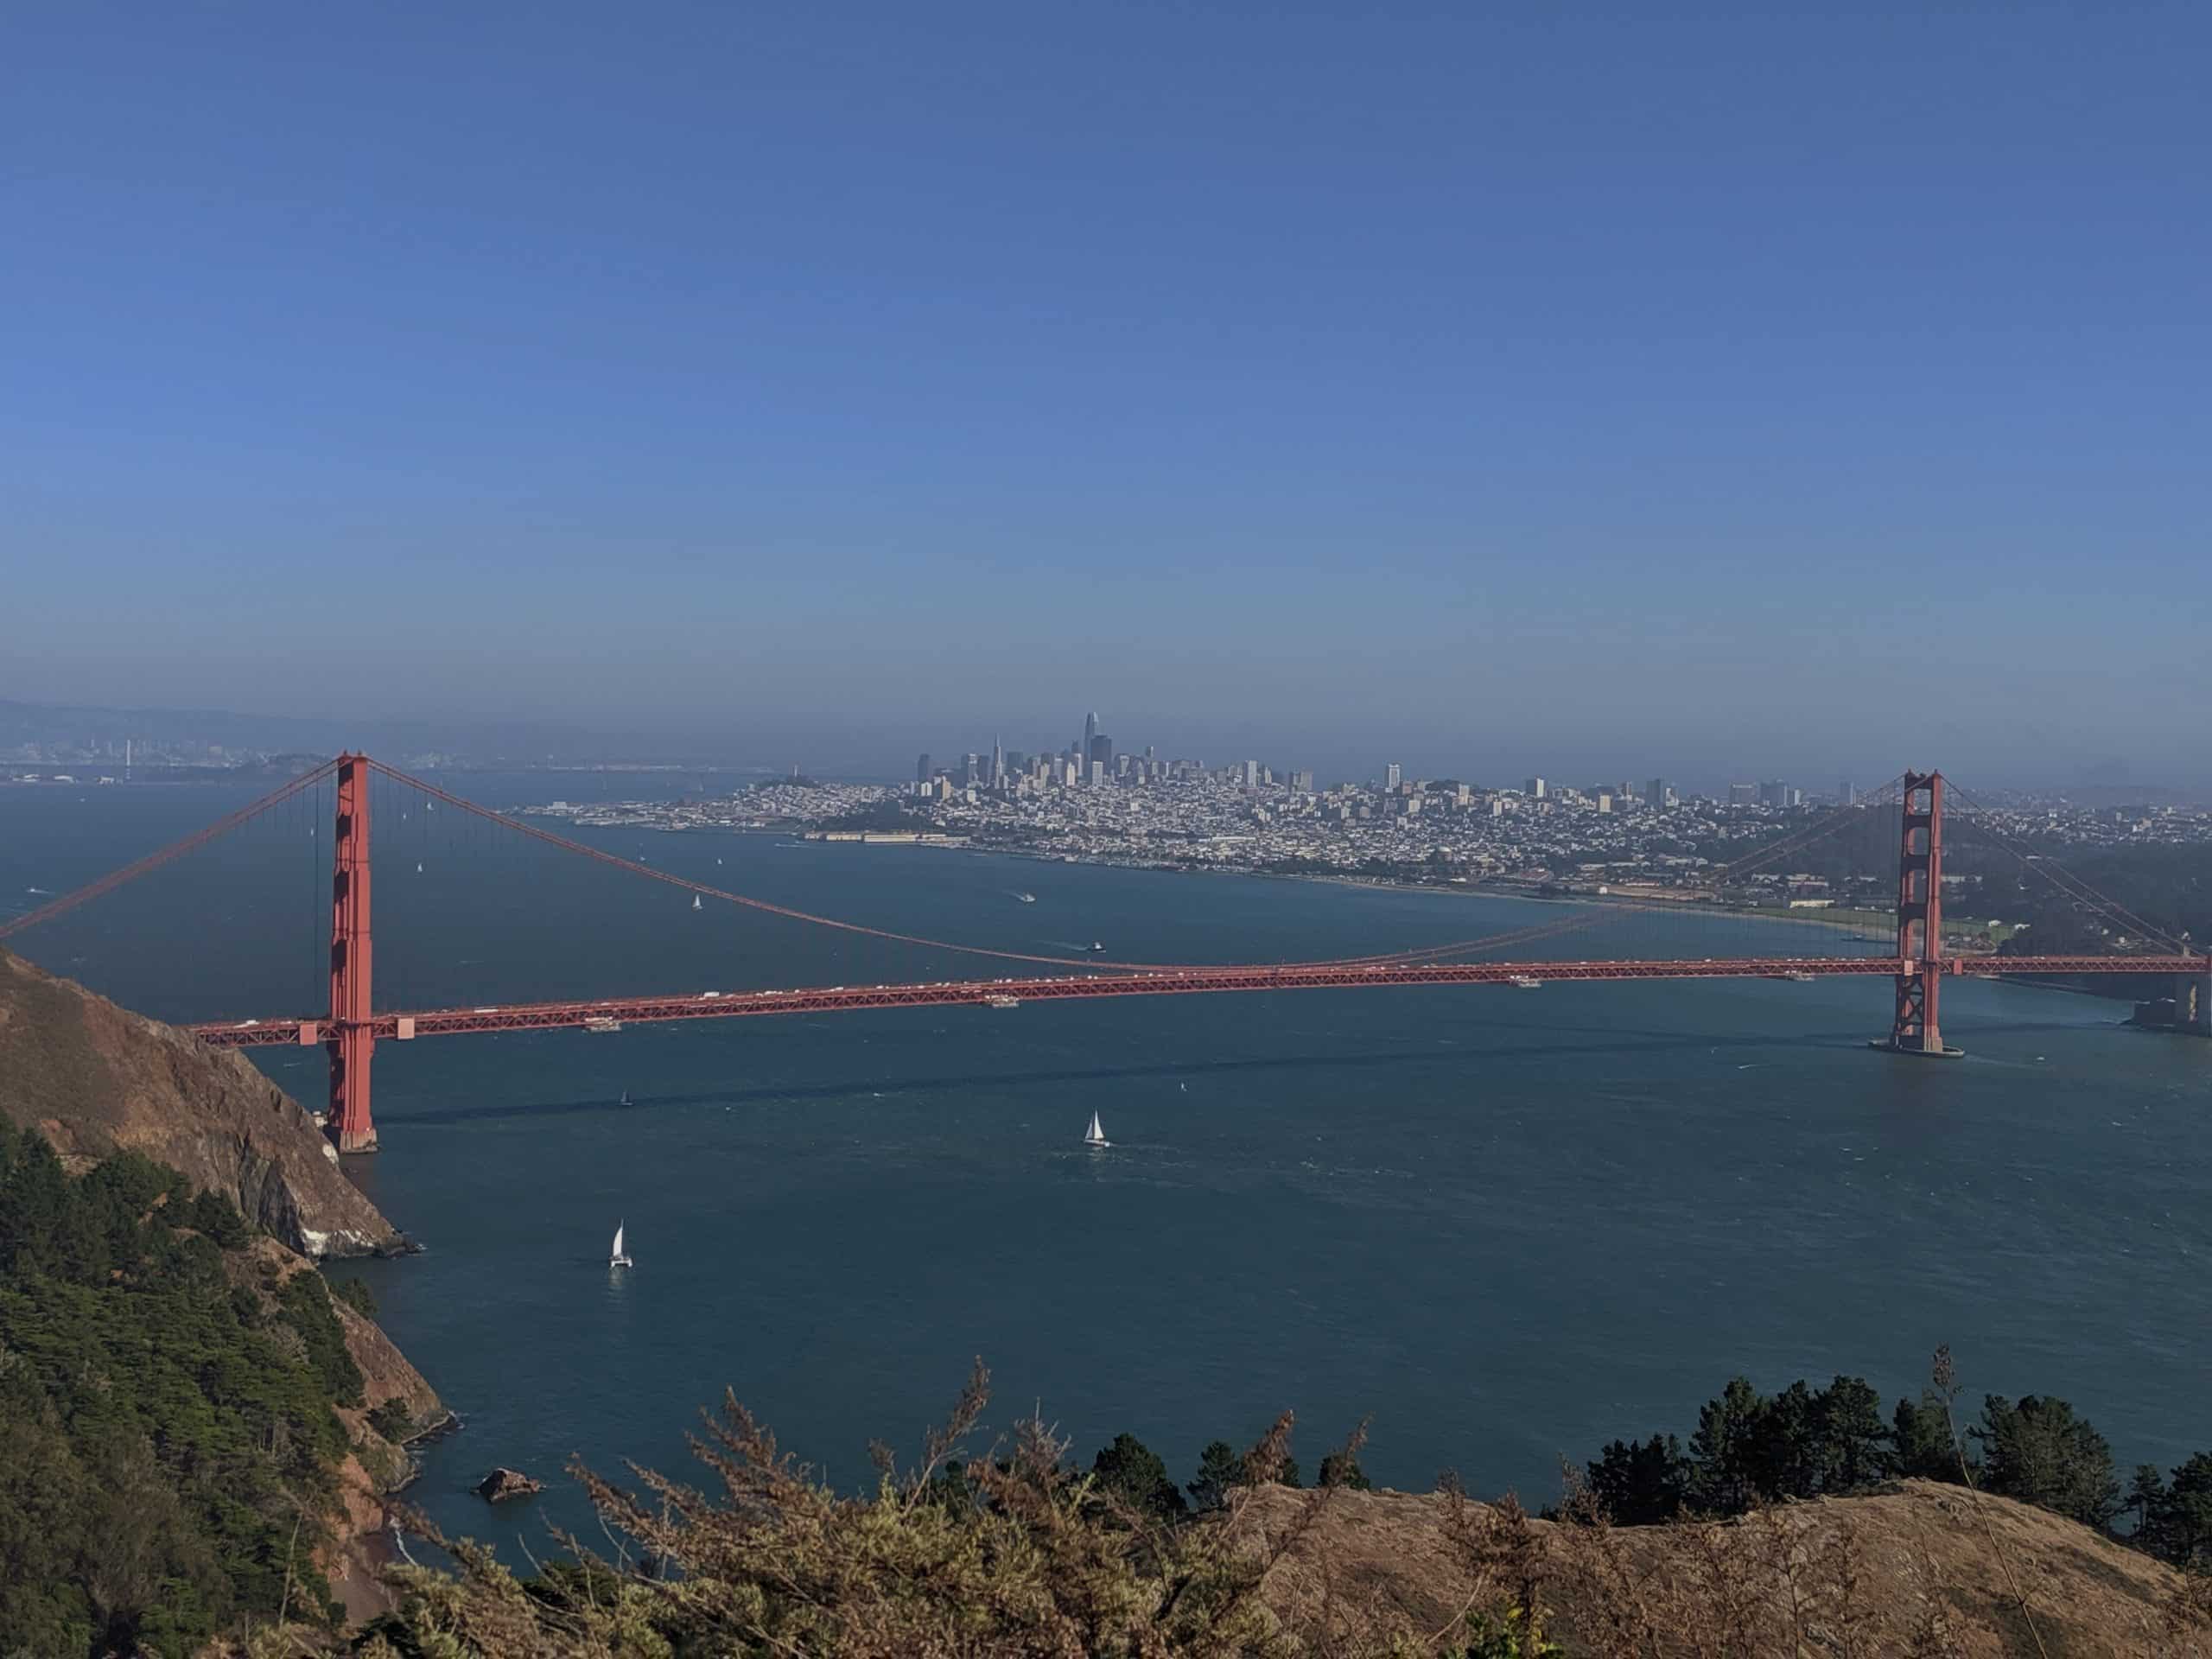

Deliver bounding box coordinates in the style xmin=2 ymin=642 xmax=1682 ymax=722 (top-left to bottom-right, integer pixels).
xmin=2127 ymin=1464 xmax=2168 ymax=1553
xmin=1186 ymin=1440 xmax=1243 ymax=1513
xmin=1892 ymin=1389 xmax=1960 ymax=1481
xmin=1758 ymin=1380 xmax=1821 ymax=1500
xmin=1688 ymin=1377 xmax=1768 ymax=1515
xmin=1090 ymin=1433 xmax=1188 ymax=1522
xmin=1584 ymin=1434 xmax=1688 ymax=1524
xmin=1814 ymin=1376 xmax=1895 ymax=1492
xmin=2159 ymin=1452 xmax=2212 ymax=1567
xmin=1973 ymin=1395 xmax=2120 ymax=1529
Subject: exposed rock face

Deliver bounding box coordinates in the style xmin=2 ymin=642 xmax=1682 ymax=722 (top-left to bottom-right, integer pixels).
xmin=0 ymin=944 xmax=402 ymax=1257
xmin=476 ymin=1466 xmax=544 ymax=1503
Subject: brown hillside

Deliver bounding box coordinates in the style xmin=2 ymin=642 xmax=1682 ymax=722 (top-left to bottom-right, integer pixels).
xmin=1244 ymin=1479 xmax=2210 ymax=1656
xmin=0 ymin=944 xmax=402 ymax=1255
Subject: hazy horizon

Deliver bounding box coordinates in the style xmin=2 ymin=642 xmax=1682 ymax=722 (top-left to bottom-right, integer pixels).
xmin=3 ymin=692 xmax=2198 ymax=798
xmin=8 ymin=3 xmax=2208 ymax=789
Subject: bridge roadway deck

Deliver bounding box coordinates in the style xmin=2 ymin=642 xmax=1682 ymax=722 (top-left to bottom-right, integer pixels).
xmin=190 ymin=954 xmax=2209 ymax=1047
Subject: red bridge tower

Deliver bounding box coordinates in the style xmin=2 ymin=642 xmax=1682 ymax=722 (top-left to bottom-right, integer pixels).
xmin=327 ymin=753 xmax=378 ymax=1150
xmin=1880 ymin=770 xmax=1961 ymax=1057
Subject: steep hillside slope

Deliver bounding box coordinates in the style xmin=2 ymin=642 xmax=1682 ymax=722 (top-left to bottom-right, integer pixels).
xmin=0 ymin=944 xmax=400 ymax=1255
xmin=0 ymin=1120 xmax=446 ymax=1650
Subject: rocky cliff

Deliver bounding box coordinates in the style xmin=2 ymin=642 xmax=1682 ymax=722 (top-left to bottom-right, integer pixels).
xmin=0 ymin=944 xmax=402 ymax=1256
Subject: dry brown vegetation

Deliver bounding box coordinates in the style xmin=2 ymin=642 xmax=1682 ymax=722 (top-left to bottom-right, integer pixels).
xmin=243 ymin=1364 xmax=2208 ymax=1658
xmin=1249 ymin=1476 xmax=2212 ymax=1657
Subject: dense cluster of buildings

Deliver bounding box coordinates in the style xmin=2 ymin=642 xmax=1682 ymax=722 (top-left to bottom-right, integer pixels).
xmin=519 ymin=707 xmax=2212 ymax=904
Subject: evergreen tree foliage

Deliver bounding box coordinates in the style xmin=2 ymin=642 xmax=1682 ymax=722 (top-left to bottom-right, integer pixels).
xmin=1814 ymin=1375 xmax=1894 ymax=1491
xmin=2164 ymin=1452 xmax=2212 ymax=1567
xmin=1186 ymin=1439 xmax=1243 ymax=1513
xmin=1972 ymin=1395 xmax=2120 ymax=1529
xmin=2136 ymin=1450 xmax=2212 ymax=1567
xmin=1090 ymin=1431 xmax=1189 ymax=1522
xmin=1687 ymin=1376 xmax=1768 ymax=1513
xmin=1594 ymin=1373 xmax=1904 ymax=1523
xmin=1318 ymin=1450 xmax=1373 ymax=1491
xmin=1892 ymin=1389 xmax=1959 ymax=1480
xmin=1583 ymin=1434 xmax=1689 ymax=1525
xmin=0 ymin=1120 xmax=359 ymax=1656
xmin=2129 ymin=1464 xmax=2169 ymax=1548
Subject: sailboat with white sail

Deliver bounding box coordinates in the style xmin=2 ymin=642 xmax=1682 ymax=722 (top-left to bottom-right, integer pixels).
xmin=1084 ymin=1111 xmax=1110 ymax=1150
xmin=609 ymin=1220 xmax=632 ymax=1268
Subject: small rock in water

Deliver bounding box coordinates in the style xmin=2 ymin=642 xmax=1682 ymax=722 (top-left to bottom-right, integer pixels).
xmin=475 ymin=1466 xmax=543 ymax=1503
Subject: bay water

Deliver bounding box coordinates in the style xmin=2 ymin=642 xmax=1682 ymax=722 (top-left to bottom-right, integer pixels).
xmin=3 ymin=775 xmax=2205 ymax=1553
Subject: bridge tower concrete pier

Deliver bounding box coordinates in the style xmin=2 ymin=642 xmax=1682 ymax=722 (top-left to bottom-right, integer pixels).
xmin=2177 ymin=970 xmax=2212 ymax=1036
xmin=327 ymin=753 xmax=378 ymax=1151
xmin=1876 ymin=771 xmax=1964 ymax=1058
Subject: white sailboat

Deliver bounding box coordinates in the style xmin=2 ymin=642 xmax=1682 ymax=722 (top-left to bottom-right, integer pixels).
xmin=691 ymin=893 xmax=702 ymax=911
xmin=609 ymin=1220 xmax=632 ymax=1268
xmin=1084 ymin=1111 xmax=1111 ymax=1150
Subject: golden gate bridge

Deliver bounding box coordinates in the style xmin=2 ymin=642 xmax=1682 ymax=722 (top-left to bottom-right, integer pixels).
xmin=3 ymin=756 xmax=2205 ymax=1154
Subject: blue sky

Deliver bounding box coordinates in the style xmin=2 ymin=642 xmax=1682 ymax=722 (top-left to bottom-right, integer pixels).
xmin=5 ymin=2 xmax=2207 ymax=784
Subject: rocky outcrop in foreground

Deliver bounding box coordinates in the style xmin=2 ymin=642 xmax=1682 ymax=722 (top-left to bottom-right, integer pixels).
xmin=1245 ymin=1478 xmax=2209 ymax=1657
xmin=0 ymin=945 xmax=402 ymax=1256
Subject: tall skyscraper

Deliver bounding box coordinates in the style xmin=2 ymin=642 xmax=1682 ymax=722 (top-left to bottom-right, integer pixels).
xmin=1240 ymin=760 xmax=1260 ymax=787
xmin=991 ymin=736 xmax=1004 ymax=787
xmin=1525 ymin=777 xmax=1546 ymax=798
xmin=916 ymin=753 xmax=931 ymax=784
xmin=1384 ymin=762 xmax=1402 ymax=791
xmin=1082 ymin=711 xmax=1099 ymax=760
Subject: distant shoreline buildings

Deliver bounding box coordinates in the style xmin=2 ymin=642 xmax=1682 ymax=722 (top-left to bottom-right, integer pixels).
xmin=907 ymin=711 xmax=1831 ymax=819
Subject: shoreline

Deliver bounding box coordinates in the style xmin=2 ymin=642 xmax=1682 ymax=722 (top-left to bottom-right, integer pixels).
xmin=512 ymin=813 xmax=2181 ymax=974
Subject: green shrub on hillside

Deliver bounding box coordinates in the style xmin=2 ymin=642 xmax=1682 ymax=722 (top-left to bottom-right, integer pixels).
xmin=0 ymin=1121 xmax=358 ymax=1655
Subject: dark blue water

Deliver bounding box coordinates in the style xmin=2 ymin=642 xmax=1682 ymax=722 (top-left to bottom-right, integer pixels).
xmin=4 ymin=777 xmax=2207 ymax=1553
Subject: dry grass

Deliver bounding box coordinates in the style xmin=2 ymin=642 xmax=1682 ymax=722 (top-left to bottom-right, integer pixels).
xmin=1244 ymin=1476 xmax=2212 ymax=1657
xmin=209 ymin=1362 xmax=2212 ymax=1658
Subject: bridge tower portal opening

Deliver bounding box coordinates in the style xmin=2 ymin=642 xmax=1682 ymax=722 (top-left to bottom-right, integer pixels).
xmin=327 ymin=753 xmax=378 ymax=1150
